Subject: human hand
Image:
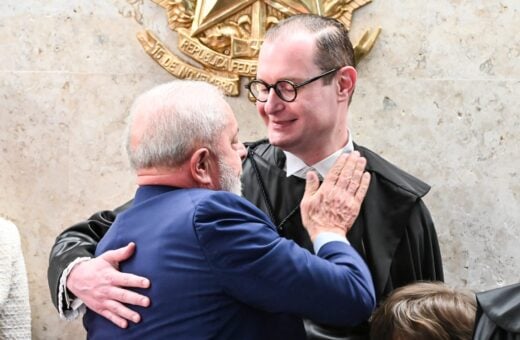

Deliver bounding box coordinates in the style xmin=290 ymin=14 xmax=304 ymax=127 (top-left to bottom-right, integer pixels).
xmin=66 ymin=242 xmax=150 ymax=328
xmin=300 ymin=151 xmax=371 ymax=241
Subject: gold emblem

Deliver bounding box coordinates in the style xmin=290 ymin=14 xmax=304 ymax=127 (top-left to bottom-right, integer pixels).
xmin=138 ymin=0 xmax=380 ymax=96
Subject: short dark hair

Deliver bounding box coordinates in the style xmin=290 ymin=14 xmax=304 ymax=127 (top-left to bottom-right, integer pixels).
xmin=264 ymin=14 xmax=355 ymax=84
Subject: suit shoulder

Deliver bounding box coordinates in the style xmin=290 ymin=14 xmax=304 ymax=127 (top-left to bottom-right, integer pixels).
xmin=192 ymin=191 xmax=276 ymax=240
xmin=197 ymin=191 xmax=267 ymax=217
xmin=355 ymin=143 xmax=431 ymax=198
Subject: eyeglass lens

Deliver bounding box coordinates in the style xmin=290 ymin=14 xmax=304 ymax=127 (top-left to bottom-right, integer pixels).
xmin=247 ymin=67 xmax=339 ymax=103
xmin=250 ymin=81 xmax=296 ymax=102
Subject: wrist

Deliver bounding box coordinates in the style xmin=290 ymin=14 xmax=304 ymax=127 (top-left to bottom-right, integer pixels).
xmin=66 ymin=261 xmax=84 ymax=295
xmin=58 ymin=257 xmax=91 ymax=319
xmin=313 ymin=232 xmax=349 ymax=254
xmin=310 ymin=229 xmax=345 ymax=241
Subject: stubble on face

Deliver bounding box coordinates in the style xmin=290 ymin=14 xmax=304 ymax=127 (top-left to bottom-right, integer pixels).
xmin=218 ymin=159 xmax=242 ymax=196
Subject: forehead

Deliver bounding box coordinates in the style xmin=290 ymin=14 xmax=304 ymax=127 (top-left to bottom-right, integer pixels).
xmin=221 ymin=103 xmax=238 ymax=132
xmin=257 ymin=33 xmax=318 ymax=80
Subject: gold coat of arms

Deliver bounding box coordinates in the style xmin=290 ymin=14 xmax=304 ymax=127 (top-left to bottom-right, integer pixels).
xmin=138 ymin=0 xmax=380 ymax=96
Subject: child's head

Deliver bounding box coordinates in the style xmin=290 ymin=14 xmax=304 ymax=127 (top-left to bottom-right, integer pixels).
xmin=370 ymin=282 xmax=477 ymax=340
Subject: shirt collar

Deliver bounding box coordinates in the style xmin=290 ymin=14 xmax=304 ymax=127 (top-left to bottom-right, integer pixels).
xmin=284 ymin=131 xmax=354 ymax=179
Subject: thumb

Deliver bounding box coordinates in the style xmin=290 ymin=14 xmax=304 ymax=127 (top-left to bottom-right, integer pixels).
xmin=303 ymin=171 xmax=320 ymax=199
xmin=101 ymin=242 xmax=136 ymax=266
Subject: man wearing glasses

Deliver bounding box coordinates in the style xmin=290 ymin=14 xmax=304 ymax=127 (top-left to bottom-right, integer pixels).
xmin=48 ymin=14 xmax=443 ymax=339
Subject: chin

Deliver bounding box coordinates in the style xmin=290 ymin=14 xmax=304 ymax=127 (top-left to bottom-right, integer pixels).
xmin=268 ymin=135 xmax=288 ymax=147
xmin=218 ymin=161 xmax=243 ymax=196
xmin=269 ymin=138 xmax=295 ymax=152
xmin=225 ymin=182 xmax=243 ymax=196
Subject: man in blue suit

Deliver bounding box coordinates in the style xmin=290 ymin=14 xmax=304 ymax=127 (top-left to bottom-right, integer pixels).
xmin=83 ymin=80 xmax=375 ymax=339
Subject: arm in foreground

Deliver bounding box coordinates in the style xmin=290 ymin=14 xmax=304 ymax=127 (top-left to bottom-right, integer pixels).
xmin=195 ymin=152 xmax=375 ymax=326
xmin=48 ymin=201 xmax=150 ymax=328
xmin=48 ymin=209 xmax=118 ymax=308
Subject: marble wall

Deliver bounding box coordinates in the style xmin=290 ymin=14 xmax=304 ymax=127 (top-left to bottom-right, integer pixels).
xmin=0 ymin=0 xmax=518 ymax=338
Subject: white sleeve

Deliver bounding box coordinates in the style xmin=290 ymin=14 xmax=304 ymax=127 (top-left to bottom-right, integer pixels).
xmin=313 ymin=232 xmax=350 ymax=254
xmin=57 ymin=257 xmax=90 ymax=320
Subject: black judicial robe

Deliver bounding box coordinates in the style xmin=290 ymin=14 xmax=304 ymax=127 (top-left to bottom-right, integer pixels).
xmin=242 ymin=140 xmax=444 ymax=339
xmin=48 ymin=139 xmax=443 ymax=340
xmin=473 ymin=283 xmax=520 ymax=340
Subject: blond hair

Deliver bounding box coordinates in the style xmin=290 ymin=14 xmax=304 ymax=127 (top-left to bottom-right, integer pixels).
xmin=370 ymin=282 xmax=477 ymax=340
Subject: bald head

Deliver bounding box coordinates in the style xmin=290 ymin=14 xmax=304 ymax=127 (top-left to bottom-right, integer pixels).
xmin=126 ymin=81 xmax=230 ymax=171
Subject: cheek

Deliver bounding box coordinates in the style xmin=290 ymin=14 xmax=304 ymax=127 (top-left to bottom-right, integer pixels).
xmin=230 ymin=157 xmax=242 ymax=176
xmin=227 ymin=149 xmax=243 ymax=172
xmin=257 ymin=103 xmax=268 ymax=121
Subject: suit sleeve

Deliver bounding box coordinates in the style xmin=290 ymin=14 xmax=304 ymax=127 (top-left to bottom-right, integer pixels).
xmin=47 ymin=200 xmax=132 ymax=310
xmin=193 ymin=192 xmax=375 ymax=327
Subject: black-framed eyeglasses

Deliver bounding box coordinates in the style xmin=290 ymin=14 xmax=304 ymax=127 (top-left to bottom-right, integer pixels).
xmin=245 ymin=67 xmax=340 ymax=103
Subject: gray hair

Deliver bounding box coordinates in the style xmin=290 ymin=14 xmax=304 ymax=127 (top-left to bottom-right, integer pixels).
xmin=125 ymin=80 xmax=229 ymax=170
xmin=264 ymin=14 xmax=355 ymax=84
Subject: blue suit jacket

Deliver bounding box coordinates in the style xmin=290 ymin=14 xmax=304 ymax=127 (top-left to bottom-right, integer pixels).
xmin=83 ymin=185 xmax=375 ymax=339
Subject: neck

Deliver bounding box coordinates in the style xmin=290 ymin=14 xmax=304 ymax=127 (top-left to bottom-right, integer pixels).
xmin=293 ymin=129 xmax=349 ymax=165
xmin=136 ymin=165 xmax=195 ymax=188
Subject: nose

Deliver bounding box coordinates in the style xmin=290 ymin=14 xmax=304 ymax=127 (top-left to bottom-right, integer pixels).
xmin=262 ymin=88 xmax=284 ymax=115
xmin=237 ymin=142 xmax=247 ymax=161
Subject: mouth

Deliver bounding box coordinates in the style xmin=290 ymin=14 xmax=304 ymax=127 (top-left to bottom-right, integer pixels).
xmin=270 ymin=119 xmax=296 ymax=129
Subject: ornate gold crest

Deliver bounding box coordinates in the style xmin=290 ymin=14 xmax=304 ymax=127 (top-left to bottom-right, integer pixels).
xmin=138 ymin=0 xmax=380 ymax=96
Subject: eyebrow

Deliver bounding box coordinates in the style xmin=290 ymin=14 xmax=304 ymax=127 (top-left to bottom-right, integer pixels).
xmin=256 ymin=75 xmax=302 ymax=83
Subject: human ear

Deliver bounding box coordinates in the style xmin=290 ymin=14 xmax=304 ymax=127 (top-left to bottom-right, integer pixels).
xmin=337 ymin=66 xmax=357 ymax=101
xmin=190 ymin=148 xmax=215 ymax=187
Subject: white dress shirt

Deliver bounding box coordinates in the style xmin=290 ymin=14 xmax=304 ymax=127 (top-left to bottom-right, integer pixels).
xmin=284 ymin=132 xmax=354 ymax=180
xmin=283 ymin=131 xmax=355 ymax=252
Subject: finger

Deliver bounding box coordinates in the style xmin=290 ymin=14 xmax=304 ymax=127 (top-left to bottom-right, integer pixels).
xmin=106 ymin=286 xmax=150 ymax=307
xmin=336 ymin=151 xmax=361 ymax=189
xmin=321 ymin=153 xmax=348 ymax=191
xmin=107 ymin=271 xmax=151 ymax=289
xmin=103 ymin=298 xmax=143 ymax=324
xmin=346 ymin=157 xmax=367 ymax=195
xmin=100 ymin=309 xmax=129 ymax=329
xmin=354 ymin=172 xmax=371 ymax=204
xmin=303 ymin=170 xmax=320 ymax=198
xmin=102 ymin=242 xmax=136 ymax=265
